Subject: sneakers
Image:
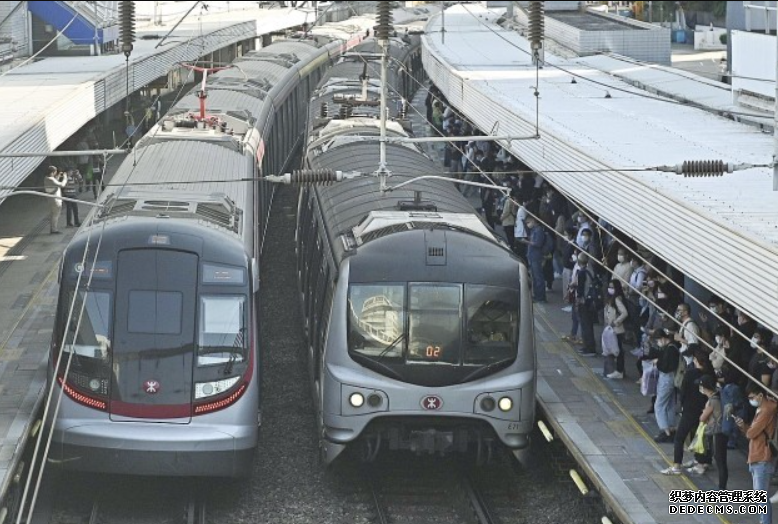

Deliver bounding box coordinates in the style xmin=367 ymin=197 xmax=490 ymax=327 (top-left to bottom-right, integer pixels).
xmin=561 ymin=305 xmax=573 ymax=313
xmin=654 ymin=432 xmax=672 ymax=443
xmin=681 ymin=460 xmax=697 ymax=469
xmin=661 ymin=466 xmax=682 ymax=475
xmin=686 ymin=464 xmax=708 ymax=475
xmin=576 ymin=348 xmax=597 ymax=357
xmin=606 ymin=371 xmax=624 ymax=379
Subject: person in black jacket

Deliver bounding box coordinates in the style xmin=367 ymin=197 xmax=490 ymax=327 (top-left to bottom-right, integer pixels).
xmin=661 ymin=344 xmax=709 ymax=475
xmin=642 ymin=326 xmax=680 ymax=442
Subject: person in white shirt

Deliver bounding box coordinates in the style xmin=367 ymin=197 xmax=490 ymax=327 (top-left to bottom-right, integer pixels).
xmin=613 ymin=248 xmax=633 ymax=287
xmin=43 ymin=166 xmax=67 ymax=234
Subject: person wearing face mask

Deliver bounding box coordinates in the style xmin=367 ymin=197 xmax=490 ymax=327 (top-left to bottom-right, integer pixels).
xmin=521 ymin=217 xmax=546 ymax=303
xmin=673 ymin=303 xmax=700 ymax=392
xmin=748 ymin=329 xmax=776 ymax=390
xmin=735 ymin=384 xmax=777 ymax=524
xmin=603 ymin=280 xmax=629 ymax=379
xmin=612 ymin=249 xmax=632 ymax=288
xmin=574 ymin=252 xmax=599 ymax=357
xmin=626 ymin=258 xmax=648 ymax=348
xmin=562 ymin=245 xmax=583 ymax=345
xmin=661 ymin=346 xmax=709 ymax=475
xmin=697 ymin=374 xmax=728 ymax=488
xmin=575 ymin=212 xmax=591 ymax=247
xmin=641 ymin=327 xmax=680 ymax=442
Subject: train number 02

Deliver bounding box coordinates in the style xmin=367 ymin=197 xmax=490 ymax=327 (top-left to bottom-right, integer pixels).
xmin=426 ymin=345 xmax=442 ymax=358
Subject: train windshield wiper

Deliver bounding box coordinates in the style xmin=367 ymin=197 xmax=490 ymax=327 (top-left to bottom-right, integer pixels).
xmin=459 ymin=357 xmax=515 ymax=383
xmin=375 ymin=333 xmax=405 ymax=361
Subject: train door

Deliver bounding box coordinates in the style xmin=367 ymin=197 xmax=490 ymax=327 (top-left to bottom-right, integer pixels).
xmin=110 ymin=249 xmax=198 ymax=422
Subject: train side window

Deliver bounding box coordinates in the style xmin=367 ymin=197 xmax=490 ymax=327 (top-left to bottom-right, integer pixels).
xmin=128 ymin=290 xmax=182 ymax=335
xmin=464 ymin=285 xmax=519 ymax=366
xmin=198 ymin=295 xmax=247 ymax=366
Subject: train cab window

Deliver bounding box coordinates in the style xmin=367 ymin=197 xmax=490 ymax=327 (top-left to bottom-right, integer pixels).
xmin=407 ymin=285 xmax=461 ymax=365
xmin=128 ymin=290 xmax=182 ymax=335
xmin=62 ymin=290 xmax=112 ymax=359
xmin=464 ymin=285 xmax=519 ymax=366
xmin=198 ymin=295 xmax=247 ymax=366
xmin=348 ymin=285 xmax=405 ymax=358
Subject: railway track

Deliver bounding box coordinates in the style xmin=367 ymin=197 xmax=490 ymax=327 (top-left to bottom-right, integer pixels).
xmin=364 ymin=453 xmax=509 ymax=524
xmin=29 ymin=472 xmax=208 ymax=524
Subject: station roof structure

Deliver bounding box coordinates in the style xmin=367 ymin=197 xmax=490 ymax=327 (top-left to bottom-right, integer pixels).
xmin=422 ymin=4 xmax=778 ymax=335
xmin=0 ymin=5 xmax=315 ymax=200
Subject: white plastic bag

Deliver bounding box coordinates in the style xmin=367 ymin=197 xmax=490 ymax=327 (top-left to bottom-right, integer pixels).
xmin=601 ymin=326 xmax=619 ymax=357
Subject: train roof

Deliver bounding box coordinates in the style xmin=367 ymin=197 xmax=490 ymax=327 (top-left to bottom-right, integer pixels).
xmin=309 ymin=141 xmax=498 ymax=264
xmin=97 ymin=140 xmax=252 ymax=236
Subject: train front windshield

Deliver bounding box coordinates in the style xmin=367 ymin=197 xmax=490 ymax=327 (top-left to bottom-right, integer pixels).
xmin=348 ymin=283 xmax=518 ymax=384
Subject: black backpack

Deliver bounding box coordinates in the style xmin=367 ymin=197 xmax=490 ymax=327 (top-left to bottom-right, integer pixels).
xmin=542 ymin=229 xmax=555 ymax=257
xmin=584 ymin=271 xmax=603 ymax=311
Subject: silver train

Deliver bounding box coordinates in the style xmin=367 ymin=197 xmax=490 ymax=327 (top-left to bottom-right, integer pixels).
xmin=297 ymin=35 xmax=536 ymax=465
xmin=46 ymin=26 xmax=369 ymax=477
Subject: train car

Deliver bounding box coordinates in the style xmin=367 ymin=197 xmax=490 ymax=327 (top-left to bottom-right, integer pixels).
xmin=296 ymin=36 xmax=536 ymax=466
xmin=45 ymin=28 xmax=367 ymax=478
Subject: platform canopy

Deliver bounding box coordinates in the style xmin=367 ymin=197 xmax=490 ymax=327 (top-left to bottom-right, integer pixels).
xmin=422 ymin=4 xmax=778 ymax=335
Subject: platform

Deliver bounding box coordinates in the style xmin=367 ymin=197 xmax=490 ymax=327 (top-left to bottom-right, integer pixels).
xmin=408 ymin=84 xmax=762 ymax=524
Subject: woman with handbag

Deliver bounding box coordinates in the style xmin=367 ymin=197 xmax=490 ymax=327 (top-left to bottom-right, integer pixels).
xmin=661 ymin=347 xmax=708 ymax=475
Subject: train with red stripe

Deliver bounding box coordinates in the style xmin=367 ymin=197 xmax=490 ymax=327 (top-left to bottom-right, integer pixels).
xmin=44 ymin=25 xmax=370 ymax=478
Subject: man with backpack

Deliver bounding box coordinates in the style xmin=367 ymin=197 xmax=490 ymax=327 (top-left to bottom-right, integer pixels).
xmin=522 ymin=217 xmax=546 ymax=303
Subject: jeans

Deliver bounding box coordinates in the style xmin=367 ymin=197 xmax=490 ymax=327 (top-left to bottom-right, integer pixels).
xmin=749 ymin=461 xmax=773 ymax=524
xmin=529 ymin=255 xmax=545 ymax=301
xmin=654 ymin=371 xmax=676 ymax=432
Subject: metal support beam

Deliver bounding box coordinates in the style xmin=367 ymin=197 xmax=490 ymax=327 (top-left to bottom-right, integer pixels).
xmin=0 ymin=149 xmax=126 ymax=158
xmin=2 ymin=191 xmax=104 ymax=208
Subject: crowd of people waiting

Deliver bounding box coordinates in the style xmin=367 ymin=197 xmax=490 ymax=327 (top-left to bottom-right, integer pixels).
xmin=427 ymin=84 xmax=778 ymax=521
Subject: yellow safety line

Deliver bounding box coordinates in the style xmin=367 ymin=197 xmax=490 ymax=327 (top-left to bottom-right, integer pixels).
xmin=535 ymin=306 xmax=733 ymax=524
xmin=0 ymin=263 xmax=58 ymax=355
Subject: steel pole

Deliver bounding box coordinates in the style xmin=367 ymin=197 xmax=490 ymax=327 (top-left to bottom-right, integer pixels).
xmin=774 ymin=27 xmax=778 ymax=190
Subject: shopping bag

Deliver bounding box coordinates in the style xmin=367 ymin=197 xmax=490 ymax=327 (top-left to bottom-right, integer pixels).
xmin=641 ymin=361 xmax=658 ymax=397
xmin=601 ymin=326 xmax=619 ymax=357
xmin=687 ymin=422 xmax=707 ymax=454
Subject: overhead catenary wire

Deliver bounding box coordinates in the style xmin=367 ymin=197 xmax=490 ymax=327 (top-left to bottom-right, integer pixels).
xmin=343 ymin=31 xmax=778 ymax=398
xmin=458 ymin=4 xmax=774 ymax=121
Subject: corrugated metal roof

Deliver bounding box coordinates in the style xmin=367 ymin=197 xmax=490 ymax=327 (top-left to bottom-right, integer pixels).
xmin=0 ymin=8 xmax=312 ymax=200
xmin=110 ymin=140 xmax=251 ymax=209
xmin=422 ymin=5 xmax=778 ymax=335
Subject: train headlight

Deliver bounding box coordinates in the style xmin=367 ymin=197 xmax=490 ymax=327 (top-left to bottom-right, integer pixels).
xmin=349 ymin=392 xmax=365 ymax=408
xmin=480 ymin=397 xmax=496 ymax=412
xmin=367 ymin=393 xmax=382 ymax=408
xmin=498 ymin=396 xmax=513 ymax=412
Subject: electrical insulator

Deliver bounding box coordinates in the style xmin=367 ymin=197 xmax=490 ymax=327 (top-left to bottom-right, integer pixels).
xmin=527 ymin=1 xmax=544 ymax=52
xmin=291 ymin=169 xmax=338 ymax=185
xmin=338 ymin=104 xmax=353 ymax=119
xmin=375 ymin=1 xmax=393 ymax=42
xmin=399 ymin=100 xmax=408 ymax=119
xmin=320 ymin=102 xmax=328 ymax=118
xmin=679 ymin=160 xmax=730 ymax=177
xmin=120 ymin=1 xmax=135 ymax=58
